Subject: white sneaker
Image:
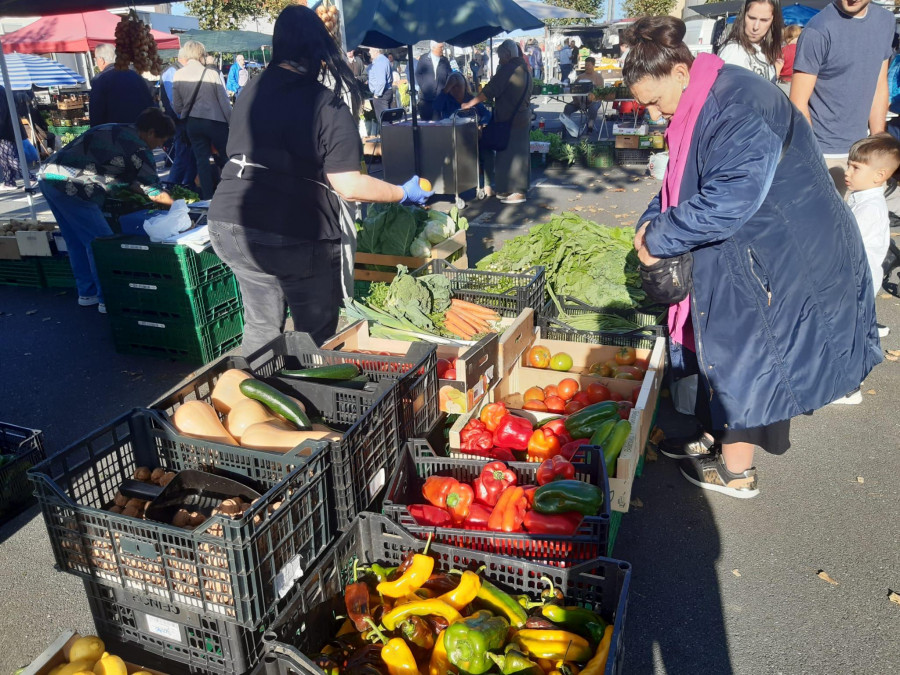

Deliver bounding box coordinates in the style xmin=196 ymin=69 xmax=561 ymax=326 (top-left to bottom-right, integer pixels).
xmin=78 ymin=295 xmax=99 ymax=307
xmin=877 ymin=324 xmax=890 ymax=338
xmin=98 ymin=303 xmax=107 ymax=314
xmin=830 ymin=388 xmax=862 ymax=405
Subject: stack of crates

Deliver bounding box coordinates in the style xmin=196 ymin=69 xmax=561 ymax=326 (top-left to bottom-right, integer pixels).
xmin=92 ymin=235 xmax=243 ymax=364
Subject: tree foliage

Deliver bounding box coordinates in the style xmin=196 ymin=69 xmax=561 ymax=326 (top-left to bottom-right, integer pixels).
xmin=622 ymin=0 xmax=676 ymax=18
xmin=543 ymin=0 xmax=605 ymax=27
xmin=186 ymin=0 xmax=295 ymax=30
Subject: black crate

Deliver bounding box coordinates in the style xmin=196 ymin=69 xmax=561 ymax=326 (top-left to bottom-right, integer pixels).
xmin=28 ymin=409 xmax=334 ymax=628
xmin=0 ymin=422 xmax=46 ymax=522
xmin=85 ymin=577 xmax=267 ymax=675
xmin=412 ymin=259 xmax=546 ymax=318
xmin=540 ymin=295 xmax=669 ymax=345
xmin=246 ymin=331 xmax=438 ymax=440
xmin=150 ymin=332 xmax=421 ymax=525
xmin=541 ymin=295 xmax=667 ymax=330
xmin=615 ymin=148 xmax=651 ymax=166
xmin=382 ymin=440 xmax=610 ymax=565
xmin=254 ymin=513 xmax=631 ymax=675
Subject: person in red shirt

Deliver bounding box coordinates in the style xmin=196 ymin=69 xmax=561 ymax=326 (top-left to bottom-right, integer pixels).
xmin=778 ymin=24 xmax=802 ymax=93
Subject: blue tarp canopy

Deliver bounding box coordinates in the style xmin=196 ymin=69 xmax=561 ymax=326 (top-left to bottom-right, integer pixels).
xmin=725 ymin=4 xmax=820 ymax=25
xmin=1 ymin=53 xmax=85 ymax=90
xmin=343 ymin=0 xmax=544 ymax=49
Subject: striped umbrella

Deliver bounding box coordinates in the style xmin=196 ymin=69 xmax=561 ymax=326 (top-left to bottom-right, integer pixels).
xmin=2 ymin=52 xmax=85 ymax=90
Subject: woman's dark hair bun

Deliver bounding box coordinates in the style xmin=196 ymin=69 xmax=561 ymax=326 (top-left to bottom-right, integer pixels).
xmin=622 ymin=16 xmax=693 ymax=87
xmin=625 ymin=16 xmax=687 ymax=49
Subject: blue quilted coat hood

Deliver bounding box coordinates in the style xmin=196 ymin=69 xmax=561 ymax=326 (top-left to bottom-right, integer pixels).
xmin=639 ymin=65 xmax=882 ymax=430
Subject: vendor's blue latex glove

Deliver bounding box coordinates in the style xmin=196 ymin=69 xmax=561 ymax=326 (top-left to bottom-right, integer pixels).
xmin=400 ymin=175 xmax=434 ymax=206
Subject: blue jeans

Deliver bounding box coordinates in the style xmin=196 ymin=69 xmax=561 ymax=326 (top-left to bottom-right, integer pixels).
xmin=187 ymin=117 xmax=229 ymax=199
xmin=168 ymin=132 xmax=197 ymax=187
xmin=39 ymin=181 xmax=112 ymax=300
xmin=560 ymin=64 xmax=573 ymax=84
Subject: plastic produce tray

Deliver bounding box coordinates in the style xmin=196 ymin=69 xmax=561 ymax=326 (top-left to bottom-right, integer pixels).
xmin=0 ymin=258 xmax=43 ymax=287
xmin=254 ymin=513 xmax=631 ymax=675
xmin=92 ymin=235 xmax=231 ymax=289
xmin=615 ymin=148 xmax=651 ymax=166
xmin=105 ymin=273 xmax=242 ymax=326
xmin=150 ymin=332 xmax=415 ymax=524
xmin=39 ymin=255 xmax=77 ymax=288
xmin=28 ymin=409 xmax=334 ymax=629
xmin=109 ymin=298 xmax=244 ymax=364
xmin=412 ymin=259 xmax=546 ymax=319
xmin=540 ymin=295 xmax=669 ymax=344
xmin=381 ymin=440 xmax=610 ymax=565
xmin=0 ymin=422 xmax=46 ymax=522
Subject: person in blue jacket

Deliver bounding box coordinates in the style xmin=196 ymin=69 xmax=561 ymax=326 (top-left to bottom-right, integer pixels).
xmin=226 ymin=54 xmax=248 ymax=99
xmin=625 ymin=16 xmax=882 ymax=498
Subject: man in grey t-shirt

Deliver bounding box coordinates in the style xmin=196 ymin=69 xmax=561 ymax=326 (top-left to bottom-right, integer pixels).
xmin=790 ymin=0 xmax=894 ymax=196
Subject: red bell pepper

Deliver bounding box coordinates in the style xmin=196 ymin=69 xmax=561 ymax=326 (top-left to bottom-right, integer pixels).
xmin=463 ymin=502 xmax=492 ymax=530
xmin=487 ymin=486 xmax=527 ymax=532
xmin=422 ymin=476 xmax=474 ymax=525
xmin=527 ymin=428 xmax=562 ymax=461
xmin=474 ymin=461 xmax=517 ymax=506
xmin=522 ymin=511 xmax=583 ymax=535
xmin=408 ymin=504 xmax=452 ymax=527
xmin=479 ymin=402 xmax=509 ymax=432
xmin=541 ymin=418 xmax=573 ymax=446
xmin=536 ymin=455 xmax=576 ymax=485
xmin=492 ymin=415 xmax=533 ymax=451
xmin=460 ymin=419 xmax=493 ymax=453
xmin=457 ymin=446 xmax=517 ymax=462
xmin=560 ymin=438 xmax=592 ymax=461
xmin=521 ymin=484 xmax=538 ymax=507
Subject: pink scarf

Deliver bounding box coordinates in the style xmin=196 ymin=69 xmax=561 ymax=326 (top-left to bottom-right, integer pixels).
xmin=661 ymin=52 xmax=724 ymax=351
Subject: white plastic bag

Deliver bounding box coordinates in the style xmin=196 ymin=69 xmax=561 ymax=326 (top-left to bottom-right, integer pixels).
xmin=143 ymin=200 xmax=192 ymax=241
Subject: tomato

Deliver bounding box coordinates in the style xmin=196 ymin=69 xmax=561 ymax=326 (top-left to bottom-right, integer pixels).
xmin=614 ymin=347 xmax=637 ymax=366
xmin=586 ymin=383 xmax=611 ymax=403
xmin=588 ymin=362 xmax=613 ymax=378
xmin=557 ymin=378 xmax=579 ymax=401
xmin=528 ymin=346 xmax=551 ymax=369
xmin=436 ymin=358 xmax=453 ymax=378
xmin=605 ymin=360 xmax=620 ymax=374
xmin=523 ymin=386 xmax=545 ymax=402
xmin=631 ymin=385 xmax=641 ymax=405
xmin=572 ymin=391 xmax=591 ymax=406
xmin=544 ymin=395 xmax=567 ymax=413
xmin=523 ymin=400 xmax=549 ymax=412
xmin=549 ymin=352 xmax=574 ymax=372
xmin=444 ymin=368 xmax=457 ymax=379
xmin=617 ymin=401 xmax=634 ymax=420
xmin=543 ymin=384 xmax=559 ymax=399
xmin=565 ymin=400 xmax=586 ymax=414
xmin=609 ymin=391 xmax=623 ymax=402
xmin=615 ymin=365 xmax=644 ymax=380
xmin=614 ymin=372 xmax=637 ymax=380
xmin=542 ymin=419 xmax=568 ymax=436
xmin=634 ymin=358 xmax=650 ymax=372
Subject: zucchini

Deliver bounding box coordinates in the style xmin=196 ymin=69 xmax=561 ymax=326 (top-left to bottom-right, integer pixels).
xmin=239 ymin=380 xmax=312 ymax=430
xmin=280 ymin=363 xmax=362 ymax=380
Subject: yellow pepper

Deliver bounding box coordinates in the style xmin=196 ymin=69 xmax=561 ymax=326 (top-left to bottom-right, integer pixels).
xmin=429 ymin=630 xmax=453 ymax=675
xmin=377 ymin=537 xmax=434 ymax=599
xmin=438 ymin=570 xmax=482 ymax=610
xmin=381 ymin=637 xmax=422 ymax=675
xmin=514 ymin=629 xmax=592 ymax=662
xmin=580 ymin=625 xmax=613 ymax=675
xmin=382 ymin=599 xmax=463 ymax=631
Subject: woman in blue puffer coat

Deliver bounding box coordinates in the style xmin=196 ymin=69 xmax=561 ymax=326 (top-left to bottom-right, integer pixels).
xmin=625 ymin=16 xmax=881 ymax=498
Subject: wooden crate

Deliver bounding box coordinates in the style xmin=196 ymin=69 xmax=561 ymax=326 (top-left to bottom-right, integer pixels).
xmin=20 ymin=631 xmax=168 ymax=675
xmin=354 ymin=228 xmax=467 ymax=283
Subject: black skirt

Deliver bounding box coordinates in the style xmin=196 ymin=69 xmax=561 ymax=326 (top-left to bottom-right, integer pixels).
xmin=694 ymin=379 xmax=792 ymax=455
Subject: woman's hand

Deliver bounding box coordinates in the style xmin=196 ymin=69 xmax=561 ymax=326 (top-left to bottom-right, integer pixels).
xmin=633 ymin=221 xmax=660 ymax=265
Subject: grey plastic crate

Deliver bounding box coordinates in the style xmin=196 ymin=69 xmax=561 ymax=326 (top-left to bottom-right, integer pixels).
xmin=0 ymin=422 xmax=46 ymax=522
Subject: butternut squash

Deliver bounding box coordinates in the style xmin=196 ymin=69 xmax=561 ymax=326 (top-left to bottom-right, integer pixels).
xmin=172 ymin=400 xmax=238 ymax=445
xmin=240 ymin=421 xmax=342 ymax=453
xmin=211 ymin=369 xmax=254 ymax=414
xmin=226 ymin=399 xmax=278 ymax=442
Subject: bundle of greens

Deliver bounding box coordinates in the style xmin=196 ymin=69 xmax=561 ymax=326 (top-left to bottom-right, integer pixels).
xmin=356 ymin=205 xmax=468 ymax=258
xmin=476 ymin=212 xmax=647 ymax=310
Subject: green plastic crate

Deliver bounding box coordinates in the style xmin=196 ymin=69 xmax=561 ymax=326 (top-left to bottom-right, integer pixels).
xmin=109 ymin=299 xmax=244 ymax=364
xmin=0 ymin=258 xmax=43 ymax=287
xmin=39 ymin=256 xmax=77 ymax=289
xmin=93 ymin=235 xmax=230 ymax=289
xmin=103 ymin=272 xmax=241 ymax=325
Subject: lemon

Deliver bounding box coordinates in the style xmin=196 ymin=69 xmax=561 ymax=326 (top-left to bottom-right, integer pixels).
xmin=68 ymin=636 xmax=105 ymax=665
xmin=93 ymin=652 xmax=127 ymax=675
xmin=55 ymin=661 xmax=97 ymax=675
xmin=132 ymin=672 xmax=155 ymax=675
xmin=419 ymin=177 xmax=432 ymax=191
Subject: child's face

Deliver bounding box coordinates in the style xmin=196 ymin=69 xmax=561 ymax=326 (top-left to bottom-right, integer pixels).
xmin=845 ymin=160 xmax=887 ymax=192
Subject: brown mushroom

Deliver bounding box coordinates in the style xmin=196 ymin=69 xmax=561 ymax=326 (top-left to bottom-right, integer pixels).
xmin=113 ymin=491 xmax=129 ymax=507
xmin=159 ymin=472 xmax=176 ymax=487
xmin=150 ymin=467 xmax=165 ymax=483
xmin=134 ymin=466 xmax=152 ymax=481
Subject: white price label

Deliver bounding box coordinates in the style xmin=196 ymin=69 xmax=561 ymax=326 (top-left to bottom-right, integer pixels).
xmin=138 ymin=321 xmax=166 ymax=328
xmin=274 ymin=554 xmax=304 ymax=600
xmin=145 ymin=615 xmax=181 ymax=642
xmin=368 ymin=468 xmax=386 ymax=500
xmin=121 ymin=244 xmax=150 ymax=251
xmin=129 ymin=283 xmax=158 ymax=290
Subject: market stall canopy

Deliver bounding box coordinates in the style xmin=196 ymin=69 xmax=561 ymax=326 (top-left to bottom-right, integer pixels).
xmin=1 ymin=10 xmax=181 ymax=54
xmin=0 ymin=0 xmax=133 ymax=15
xmin=1 ymin=52 xmax=85 ymax=89
xmin=514 ymin=0 xmax=595 ymax=20
xmin=692 ymin=0 xmax=831 ymax=16
xmin=782 ymin=3 xmax=821 ymax=25
xmin=180 ymin=29 xmax=273 ymax=54
xmin=343 ymin=0 xmax=545 ymax=49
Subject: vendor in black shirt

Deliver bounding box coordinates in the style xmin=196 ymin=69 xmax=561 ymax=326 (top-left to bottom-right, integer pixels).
xmin=208 ymin=5 xmax=432 ymax=352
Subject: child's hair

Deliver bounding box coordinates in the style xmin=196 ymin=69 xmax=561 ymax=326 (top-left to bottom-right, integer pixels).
xmin=849 ymin=133 xmax=900 ymax=180
xmin=783 ymin=25 xmax=802 ymax=43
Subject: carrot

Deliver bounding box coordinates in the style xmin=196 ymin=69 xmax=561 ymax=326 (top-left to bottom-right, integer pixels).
xmin=447 ymin=309 xmax=489 ymax=335
xmin=450 ymin=303 xmax=499 ymax=322
xmin=444 ymin=314 xmax=475 ymax=339
xmin=451 ymin=298 xmax=500 ymax=320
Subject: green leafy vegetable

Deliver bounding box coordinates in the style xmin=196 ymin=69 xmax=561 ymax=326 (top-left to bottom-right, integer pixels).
xmin=383 ymin=266 xmax=434 ymax=329
xmin=357 ymin=204 xmax=429 ymax=256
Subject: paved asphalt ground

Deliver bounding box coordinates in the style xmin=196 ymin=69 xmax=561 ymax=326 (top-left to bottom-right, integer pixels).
xmin=1 ymin=105 xmax=899 ymax=674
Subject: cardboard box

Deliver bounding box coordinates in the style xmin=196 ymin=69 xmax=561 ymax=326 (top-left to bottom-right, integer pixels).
xmin=20 ymin=630 xmax=168 ymax=675
xmin=615 ymin=135 xmax=640 ymax=149
xmin=15 ymin=230 xmax=54 ymax=257
xmin=638 ymin=136 xmax=653 ymax=149
xmin=0 ymin=235 xmax=21 ymax=260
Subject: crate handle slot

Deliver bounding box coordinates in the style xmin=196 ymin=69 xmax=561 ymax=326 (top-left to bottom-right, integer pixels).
xmin=119 ymin=537 xmax=160 ymax=559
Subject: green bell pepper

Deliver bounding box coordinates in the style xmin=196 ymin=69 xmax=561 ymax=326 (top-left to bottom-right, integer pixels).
xmin=564 ymin=402 xmax=619 ymax=437
xmin=443 ymin=609 xmax=510 ymax=674
xmin=532 ymin=480 xmax=604 ymax=516
xmin=603 ymin=419 xmax=632 ymax=478
xmin=487 ymin=646 xmax=543 ymax=675
xmin=541 ymin=604 xmax=608 ymax=645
